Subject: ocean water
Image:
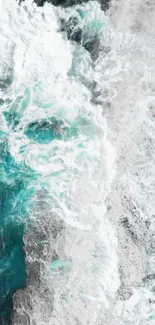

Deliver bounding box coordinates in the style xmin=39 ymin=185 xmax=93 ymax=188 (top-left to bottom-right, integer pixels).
xmin=0 ymin=0 xmax=155 ymax=324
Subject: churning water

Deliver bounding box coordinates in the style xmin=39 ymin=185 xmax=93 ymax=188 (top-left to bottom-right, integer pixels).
xmin=0 ymin=0 xmax=155 ymax=324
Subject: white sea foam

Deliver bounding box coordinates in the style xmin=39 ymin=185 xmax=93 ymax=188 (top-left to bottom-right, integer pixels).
xmin=0 ymin=0 xmax=154 ymax=324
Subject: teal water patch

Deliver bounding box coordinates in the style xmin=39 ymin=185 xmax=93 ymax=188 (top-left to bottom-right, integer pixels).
xmin=3 ymin=112 xmax=20 ymax=131
xmin=147 ymin=315 xmax=155 ymax=321
xmin=25 ymin=117 xmax=64 ymax=144
xmin=50 ymin=259 xmax=72 ymax=271
xmin=21 ymin=88 xmax=31 ymax=112
xmin=84 ymin=20 xmax=103 ymax=38
xmin=24 ymin=116 xmax=95 ymax=144
xmin=0 ymin=183 xmax=26 ymax=325
xmin=0 ymin=138 xmax=35 ymax=325
xmin=77 ymin=8 xmax=86 ymax=19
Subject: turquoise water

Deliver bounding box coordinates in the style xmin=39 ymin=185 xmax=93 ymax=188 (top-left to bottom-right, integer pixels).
xmin=25 ymin=116 xmax=96 ymax=143
xmin=0 ymin=137 xmax=34 ymax=324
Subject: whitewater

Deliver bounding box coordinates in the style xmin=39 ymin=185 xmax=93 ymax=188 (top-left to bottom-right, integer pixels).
xmin=0 ymin=0 xmax=155 ymax=324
